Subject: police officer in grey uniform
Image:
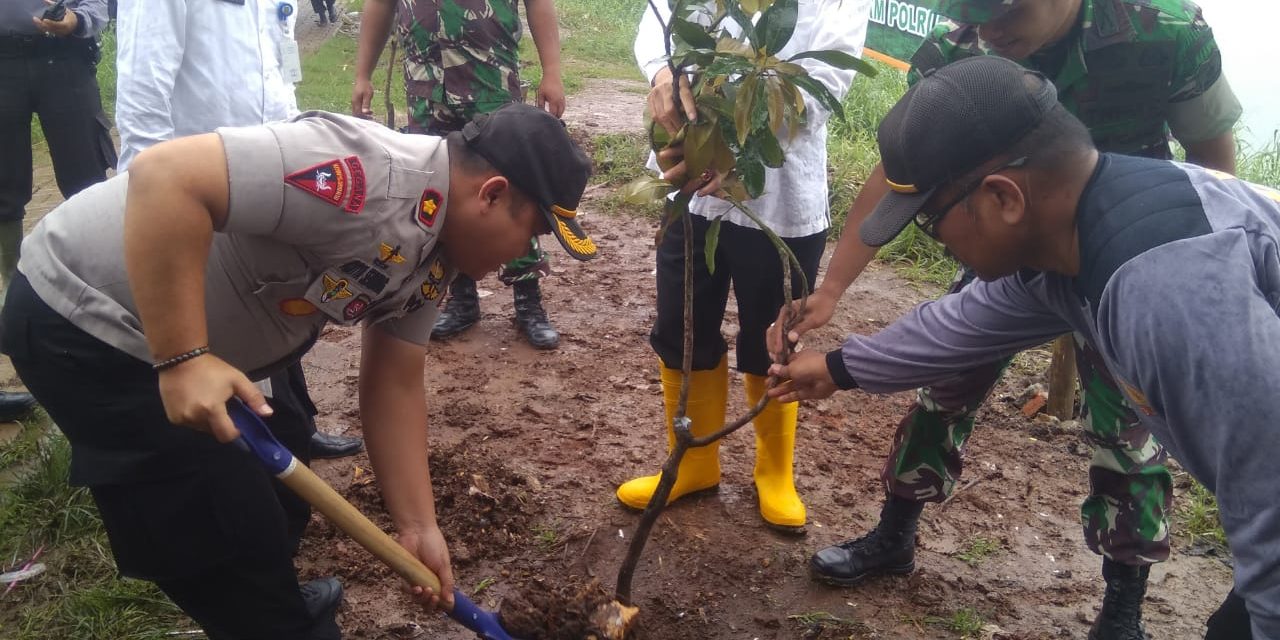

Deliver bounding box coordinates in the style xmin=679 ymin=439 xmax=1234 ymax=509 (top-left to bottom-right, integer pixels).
xmin=0 ymin=0 xmax=114 ymax=421
xmin=0 ymin=103 xmax=594 ymax=637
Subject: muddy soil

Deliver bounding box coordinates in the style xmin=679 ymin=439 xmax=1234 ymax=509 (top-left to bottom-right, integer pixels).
xmin=292 ymin=81 xmax=1234 ymax=639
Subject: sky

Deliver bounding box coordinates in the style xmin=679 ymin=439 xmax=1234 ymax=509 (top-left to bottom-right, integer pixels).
xmin=1196 ymin=0 xmax=1280 ymax=149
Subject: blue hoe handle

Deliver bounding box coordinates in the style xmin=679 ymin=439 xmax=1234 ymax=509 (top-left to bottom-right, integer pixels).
xmin=227 ymin=398 xmax=294 ymax=476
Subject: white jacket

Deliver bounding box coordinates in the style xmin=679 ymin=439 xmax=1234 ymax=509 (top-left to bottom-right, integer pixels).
xmin=636 ymin=0 xmax=871 ymax=237
xmin=115 ymin=0 xmax=300 ymax=171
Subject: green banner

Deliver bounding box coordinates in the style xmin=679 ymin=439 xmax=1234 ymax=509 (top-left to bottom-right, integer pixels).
xmin=865 ymin=0 xmax=945 ymax=68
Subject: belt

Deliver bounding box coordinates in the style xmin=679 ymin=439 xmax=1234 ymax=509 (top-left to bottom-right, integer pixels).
xmin=0 ymin=34 xmax=95 ymax=59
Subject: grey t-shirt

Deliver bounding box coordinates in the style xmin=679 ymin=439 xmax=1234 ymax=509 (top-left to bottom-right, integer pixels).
xmin=19 ymin=111 xmax=458 ymax=378
xmin=834 ymin=155 xmax=1280 ymax=638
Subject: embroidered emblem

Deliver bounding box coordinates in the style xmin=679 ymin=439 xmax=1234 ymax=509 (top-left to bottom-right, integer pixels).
xmin=427 ymin=257 xmax=446 ymax=281
xmin=286 ymin=159 xmax=347 ymax=207
xmin=343 ymin=156 xmax=366 ymax=213
xmin=279 ymin=298 xmax=318 ymax=316
xmin=416 ymin=189 xmax=442 ymax=228
xmin=421 ymin=280 xmax=443 ymax=301
xmin=343 ymin=294 xmax=371 ymax=321
xmin=357 ymin=269 xmax=389 ymax=294
xmin=320 ymin=274 xmax=353 ymax=302
xmin=375 ymin=243 xmax=406 ymax=269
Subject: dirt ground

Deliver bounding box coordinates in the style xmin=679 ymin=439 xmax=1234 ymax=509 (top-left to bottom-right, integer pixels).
xmin=289 ymin=80 xmax=1235 ymax=640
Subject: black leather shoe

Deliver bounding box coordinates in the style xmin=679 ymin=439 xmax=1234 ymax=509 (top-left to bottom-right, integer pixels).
xmin=431 ymin=275 xmax=480 ymax=340
xmin=1088 ymin=560 xmax=1150 ymax=640
xmin=0 ymin=391 xmax=37 ymax=422
xmin=810 ymin=495 xmax=922 ymax=586
xmin=513 ymin=280 xmax=559 ymax=350
xmin=310 ymin=432 xmax=364 ymax=460
xmin=300 ymin=576 xmax=344 ymax=620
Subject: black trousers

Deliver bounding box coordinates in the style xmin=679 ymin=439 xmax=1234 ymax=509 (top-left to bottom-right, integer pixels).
xmin=0 ymin=39 xmax=115 ymax=223
xmin=1205 ymin=589 xmax=1252 ymax=639
xmin=650 ymin=215 xmax=826 ymax=375
xmin=0 ymin=275 xmax=337 ymax=640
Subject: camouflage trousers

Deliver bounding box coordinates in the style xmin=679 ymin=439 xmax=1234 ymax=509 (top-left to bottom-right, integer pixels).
xmin=497 ymin=238 xmax=550 ymax=285
xmin=882 ymin=277 xmax=1173 ymax=566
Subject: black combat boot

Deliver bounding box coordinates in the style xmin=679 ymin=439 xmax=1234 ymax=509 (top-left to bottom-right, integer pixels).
xmin=327 ymin=5 xmax=337 ymax=22
xmin=512 ymin=279 xmax=559 ymax=350
xmin=1088 ymin=559 xmax=1150 ymax=640
xmin=0 ymin=391 xmax=37 ymax=422
xmin=810 ymin=494 xmax=923 ymax=586
xmin=431 ymin=275 xmax=480 ymax=340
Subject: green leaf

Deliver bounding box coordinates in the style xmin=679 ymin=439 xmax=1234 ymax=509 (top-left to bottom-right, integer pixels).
xmin=739 ymin=0 xmax=761 ymax=13
xmin=734 ymin=73 xmax=758 ymax=146
xmin=672 ymin=16 xmax=717 ymax=50
xmin=623 ymin=175 xmax=676 ymax=206
xmin=756 ymin=0 xmax=798 ymax=57
xmin=724 ymin=1 xmax=757 ymax=50
xmin=715 ymin=35 xmax=754 ymax=59
xmin=790 ymin=74 xmax=845 ymax=122
xmin=757 ymin=127 xmax=784 ymax=168
xmin=684 ymin=121 xmax=717 ymax=180
xmin=786 ymin=49 xmax=879 ymax=76
xmin=704 ymin=217 xmax=723 ymax=274
xmin=740 ymin=157 xmax=766 ymax=199
xmin=696 ymin=94 xmax=732 ymax=118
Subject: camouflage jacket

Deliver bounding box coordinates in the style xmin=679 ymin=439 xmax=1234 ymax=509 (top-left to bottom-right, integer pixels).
xmin=908 ymin=0 xmax=1241 ymax=158
xmin=396 ymin=0 xmax=524 ymax=131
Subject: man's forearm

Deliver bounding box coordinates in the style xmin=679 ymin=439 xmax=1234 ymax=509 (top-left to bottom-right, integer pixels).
xmin=355 ymin=0 xmax=397 ymax=82
xmin=359 ymin=327 xmax=439 ymax=533
xmin=816 ymin=163 xmax=890 ymax=297
xmin=524 ymin=0 xmax=563 ymax=79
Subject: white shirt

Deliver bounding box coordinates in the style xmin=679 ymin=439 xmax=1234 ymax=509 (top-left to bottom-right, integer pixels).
xmin=635 ymin=0 xmax=871 ymax=237
xmin=115 ymin=0 xmax=301 ymax=171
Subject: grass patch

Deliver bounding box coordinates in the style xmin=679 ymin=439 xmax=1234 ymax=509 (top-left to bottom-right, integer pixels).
xmin=788 ymin=610 xmax=870 ymax=637
xmin=1177 ymin=479 xmax=1227 ymax=550
xmin=0 ymin=429 xmax=186 ymax=639
xmin=473 ymin=576 xmax=498 ymax=596
xmin=543 ymin=0 xmax=646 ymax=85
xmin=953 ymin=536 xmax=1001 ymax=567
xmin=926 ymin=607 xmax=987 ymax=638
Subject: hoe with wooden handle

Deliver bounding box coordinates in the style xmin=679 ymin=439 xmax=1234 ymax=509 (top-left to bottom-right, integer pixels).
xmin=227 ymin=399 xmax=636 ymax=640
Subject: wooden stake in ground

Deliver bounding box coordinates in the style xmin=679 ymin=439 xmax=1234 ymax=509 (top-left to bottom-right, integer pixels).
xmin=1047 ymin=335 xmax=1077 ymax=420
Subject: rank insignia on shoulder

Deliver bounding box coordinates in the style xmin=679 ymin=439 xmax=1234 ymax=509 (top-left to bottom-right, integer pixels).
xmin=286 ymin=159 xmax=348 ymax=208
xmin=416 ymin=189 xmax=443 ymax=228
xmin=342 ymin=156 xmax=366 ymax=213
xmin=344 ymin=294 xmax=371 ymax=321
xmin=320 ymin=274 xmax=354 ymax=302
xmin=279 ymin=298 xmax=318 ymax=316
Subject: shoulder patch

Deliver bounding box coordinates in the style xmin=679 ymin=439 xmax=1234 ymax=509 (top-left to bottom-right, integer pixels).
xmin=343 ymin=156 xmax=367 ymax=213
xmin=416 ymin=189 xmax=443 ymax=228
xmin=286 ymin=159 xmax=348 ymax=208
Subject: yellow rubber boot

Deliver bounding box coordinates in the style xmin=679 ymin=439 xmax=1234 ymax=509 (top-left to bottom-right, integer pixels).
xmin=616 ymin=358 xmax=728 ymax=510
xmin=745 ymin=374 xmax=806 ymax=531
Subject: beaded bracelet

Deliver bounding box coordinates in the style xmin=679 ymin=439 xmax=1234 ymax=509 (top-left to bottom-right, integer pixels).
xmin=152 ymin=346 xmax=210 ymax=372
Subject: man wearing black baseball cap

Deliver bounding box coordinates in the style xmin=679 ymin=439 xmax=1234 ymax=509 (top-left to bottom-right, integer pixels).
xmin=0 ymin=102 xmax=593 ymax=636
xmin=769 ymin=55 xmax=1280 ymax=639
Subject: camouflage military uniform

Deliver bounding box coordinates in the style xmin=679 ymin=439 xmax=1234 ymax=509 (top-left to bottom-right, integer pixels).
xmin=883 ymin=0 xmax=1240 ymax=565
xmin=395 ymin=0 xmax=548 ymax=281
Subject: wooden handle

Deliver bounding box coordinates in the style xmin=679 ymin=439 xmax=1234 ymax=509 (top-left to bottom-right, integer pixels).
xmin=280 ymin=461 xmax=443 ymax=593
xmin=1047 ymin=334 xmax=1078 ymax=420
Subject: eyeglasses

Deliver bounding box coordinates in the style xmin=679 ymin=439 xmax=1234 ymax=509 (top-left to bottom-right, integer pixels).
xmin=913 ymin=156 xmax=1028 ymax=240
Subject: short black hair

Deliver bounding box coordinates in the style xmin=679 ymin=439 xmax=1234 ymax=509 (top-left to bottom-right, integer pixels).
xmin=446 ymin=132 xmax=534 ymax=212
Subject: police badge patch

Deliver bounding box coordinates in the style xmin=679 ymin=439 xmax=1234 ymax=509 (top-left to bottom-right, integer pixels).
xmin=286 ymin=159 xmax=348 ymax=207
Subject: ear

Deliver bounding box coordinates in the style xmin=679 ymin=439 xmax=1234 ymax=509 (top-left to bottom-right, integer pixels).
xmin=477 ymin=175 xmax=512 ymax=208
xmin=978 ymin=174 xmax=1026 ymax=227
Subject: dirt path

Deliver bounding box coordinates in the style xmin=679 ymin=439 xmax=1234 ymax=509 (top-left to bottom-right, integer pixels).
xmin=291 ymin=80 xmax=1234 ymax=639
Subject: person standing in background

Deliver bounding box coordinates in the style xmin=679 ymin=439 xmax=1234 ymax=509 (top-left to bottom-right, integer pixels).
xmin=352 ymin=0 xmax=569 ymax=350
xmin=0 ymin=0 xmax=113 ymax=421
xmin=311 ymin=0 xmax=337 ymax=25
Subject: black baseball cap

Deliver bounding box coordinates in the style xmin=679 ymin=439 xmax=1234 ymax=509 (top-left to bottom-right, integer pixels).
xmin=860 ymin=56 xmax=1058 ymax=247
xmin=461 ymin=103 xmax=597 ymax=260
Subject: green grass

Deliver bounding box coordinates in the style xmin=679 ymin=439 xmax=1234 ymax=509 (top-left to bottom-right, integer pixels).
xmin=926 ymin=607 xmax=988 ymax=638
xmin=787 ymin=610 xmax=870 ymax=636
xmin=1177 ymin=480 xmax=1228 ymax=550
xmin=0 ymin=430 xmax=186 ymax=639
xmin=953 ymin=536 xmax=1001 ymax=567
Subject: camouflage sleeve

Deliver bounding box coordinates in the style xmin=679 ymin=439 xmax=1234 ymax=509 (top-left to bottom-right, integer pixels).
xmin=1165 ymin=4 xmax=1225 ymax=103
xmin=906 ymin=21 xmax=977 ymax=87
